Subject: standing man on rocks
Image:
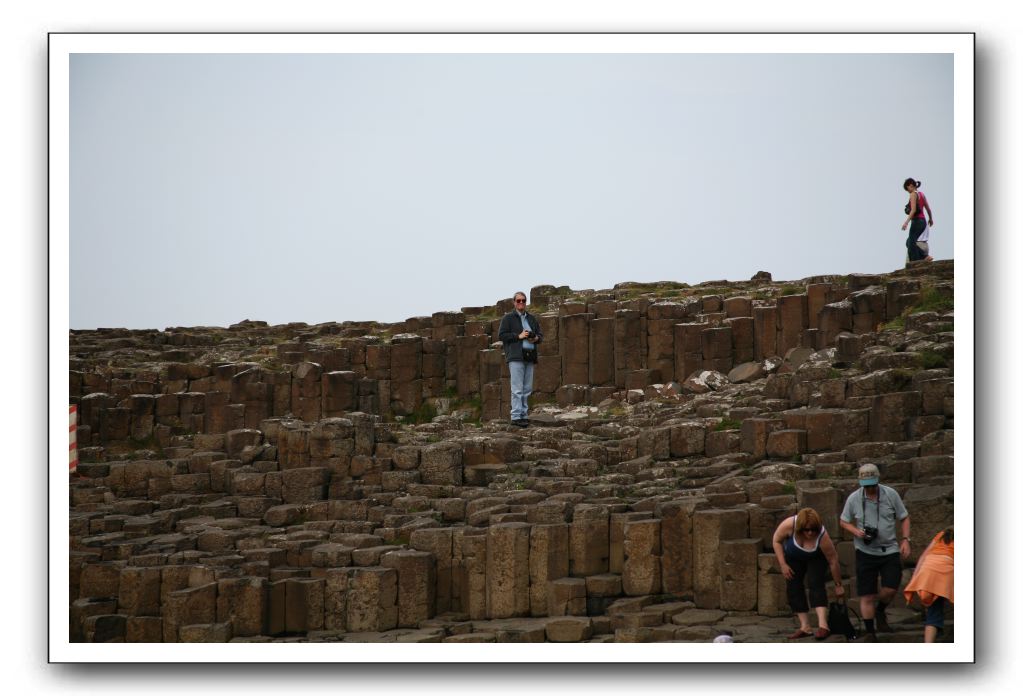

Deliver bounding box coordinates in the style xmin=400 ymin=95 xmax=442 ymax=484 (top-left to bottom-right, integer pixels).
xmin=498 ymin=291 xmax=543 ymax=428
xmin=839 ymin=463 xmax=912 ymax=642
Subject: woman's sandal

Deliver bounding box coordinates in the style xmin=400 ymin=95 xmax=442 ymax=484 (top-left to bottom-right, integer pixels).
xmin=815 ymin=627 xmax=831 ymax=640
xmin=788 ymin=628 xmax=814 ymax=640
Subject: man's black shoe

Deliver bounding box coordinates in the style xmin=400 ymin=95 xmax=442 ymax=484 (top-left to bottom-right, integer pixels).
xmin=875 ymin=611 xmax=893 ymax=633
xmin=512 ymin=419 xmax=529 ymax=428
xmin=853 ymin=632 xmax=877 ymax=643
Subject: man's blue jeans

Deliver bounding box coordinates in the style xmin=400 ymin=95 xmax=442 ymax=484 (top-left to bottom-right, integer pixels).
xmin=508 ymin=360 xmax=534 ymax=421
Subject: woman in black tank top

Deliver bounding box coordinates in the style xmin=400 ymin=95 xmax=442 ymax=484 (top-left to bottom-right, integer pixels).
xmin=772 ymin=507 xmax=846 ymax=640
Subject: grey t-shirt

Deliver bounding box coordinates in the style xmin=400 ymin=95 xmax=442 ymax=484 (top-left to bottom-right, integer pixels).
xmin=840 ymin=484 xmax=909 ymax=556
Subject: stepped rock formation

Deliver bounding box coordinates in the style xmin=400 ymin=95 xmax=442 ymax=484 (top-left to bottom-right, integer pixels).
xmin=68 ymin=261 xmax=955 ymax=643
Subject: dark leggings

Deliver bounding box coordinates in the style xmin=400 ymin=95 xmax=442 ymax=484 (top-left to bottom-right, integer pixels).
xmin=785 ymin=552 xmax=828 ymax=613
xmin=907 ymin=218 xmax=927 ymax=262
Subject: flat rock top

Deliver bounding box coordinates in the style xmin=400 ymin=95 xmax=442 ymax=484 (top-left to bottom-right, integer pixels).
xmin=672 ymin=609 xmax=729 ymax=626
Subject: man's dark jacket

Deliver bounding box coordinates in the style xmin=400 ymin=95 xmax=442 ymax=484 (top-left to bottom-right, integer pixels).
xmin=498 ymin=310 xmax=544 ymax=363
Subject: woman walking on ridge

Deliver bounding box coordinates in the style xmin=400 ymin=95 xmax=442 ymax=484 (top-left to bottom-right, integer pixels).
xmin=904 ymin=526 xmax=954 ymax=643
xmin=773 ymin=508 xmax=845 ymax=640
xmin=902 ymin=178 xmax=934 ymax=264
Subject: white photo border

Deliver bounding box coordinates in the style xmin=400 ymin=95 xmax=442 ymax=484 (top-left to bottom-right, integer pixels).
xmin=49 ymin=31 xmax=974 ymax=664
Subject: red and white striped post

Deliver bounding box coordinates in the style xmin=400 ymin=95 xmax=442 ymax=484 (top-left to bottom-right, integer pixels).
xmin=69 ymin=404 xmax=78 ymax=474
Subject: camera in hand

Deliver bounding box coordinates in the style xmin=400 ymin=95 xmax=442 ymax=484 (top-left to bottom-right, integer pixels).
xmin=526 ymin=331 xmax=536 ymax=340
xmin=863 ymin=526 xmax=878 ymax=545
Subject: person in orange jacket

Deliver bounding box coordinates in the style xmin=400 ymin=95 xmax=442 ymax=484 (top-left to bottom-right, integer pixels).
xmin=904 ymin=526 xmax=954 ymax=643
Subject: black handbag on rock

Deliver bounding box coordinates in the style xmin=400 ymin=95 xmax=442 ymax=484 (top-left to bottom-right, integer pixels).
xmin=827 ymin=600 xmax=860 ymax=640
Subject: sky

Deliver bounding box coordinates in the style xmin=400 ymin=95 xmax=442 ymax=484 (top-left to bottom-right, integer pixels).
xmin=69 ymin=50 xmax=954 ymax=330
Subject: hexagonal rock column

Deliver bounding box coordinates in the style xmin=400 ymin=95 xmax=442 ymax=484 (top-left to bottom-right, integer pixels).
xmin=381 ymin=549 xmax=436 ymax=628
xmin=79 ymin=561 xmax=123 ymax=600
xmin=528 ymin=523 xmax=570 ymax=617
xmin=454 ymin=529 xmax=488 ymax=620
xmin=658 ymin=497 xmax=708 ymax=597
xmin=321 ymin=370 xmax=357 ymax=418
xmin=410 ymin=527 xmax=454 ymax=614
xmin=163 ymin=582 xmax=217 ymax=642
xmin=669 ymin=422 xmax=706 ymax=457
xmin=547 ymin=577 xmax=587 ymax=616
xmin=546 ymin=617 xmax=593 ymax=642
xmin=560 ymin=312 xmax=592 ymax=386
xmin=753 ymin=305 xmax=778 ymax=361
xmin=570 ymin=504 xmax=610 ymax=577
xmin=776 ymin=293 xmax=808 ymax=356
xmin=806 ymin=283 xmax=832 ymax=329
xmin=870 ymin=391 xmax=922 ymax=442
xmin=740 ymin=418 xmax=786 ymax=461
xmin=323 ymin=568 xmax=349 ymax=631
xmin=623 ymin=519 xmax=662 ymax=596
xmin=420 ymin=442 xmax=464 ymax=486
xmin=700 ymin=326 xmax=733 ymax=374
xmin=727 ymin=316 xmax=755 ymax=364
xmin=693 ymin=509 xmax=748 ymax=609
xmin=345 ymin=567 xmax=398 ymax=632
xmin=281 ymin=466 xmax=330 ymax=503
xmin=818 ymin=300 xmax=853 ymax=348
xmin=456 ymin=334 xmax=488 ymax=397
xmin=766 ymin=429 xmax=807 ymax=459
xmin=589 ymin=317 xmax=615 ymax=386
xmin=118 ymin=566 xmax=161 ymax=617
xmin=615 ymin=309 xmax=645 ymax=388
xmin=486 ymin=522 xmax=531 ymax=619
xmin=757 ymin=554 xmax=790 ymax=617
xmin=719 ymin=539 xmax=761 ymax=611
xmin=269 ymin=577 xmax=325 ymax=635
xmin=648 ymin=302 xmax=687 ymax=382
xmin=291 ymin=361 xmax=323 ymax=423
xmin=216 ymin=576 xmax=268 ymax=637
xmin=610 ymin=512 xmax=651 ymax=573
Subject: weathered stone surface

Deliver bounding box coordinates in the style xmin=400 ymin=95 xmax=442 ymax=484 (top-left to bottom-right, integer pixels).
xmin=216 ymin=576 xmax=268 ymax=637
xmin=766 ymin=429 xmax=806 ymax=458
xmin=547 ymin=577 xmax=587 ymax=617
xmin=546 ymin=617 xmax=593 ymax=642
xmin=622 ymin=519 xmax=661 ymax=596
xmin=728 ymin=361 xmax=764 ymax=384
xmin=870 ymin=391 xmax=922 ymax=442
xmin=671 ymin=608 xmax=727 ymax=626
xmin=420 ymin=442 xmax=463 ymax=486
xmin=80 ymin=562 xmax=123 ymax=600
xmin=118 ymin=566 xmax=161 ymax=616
xmin=346 ymin=567 xmax=398 ymax=632
xmin=658 ymin=497 xmax=708 ymax=597
xmin=669 ymin=422 xmax=706 ymax=457
xmin=693 ymin=509 xmax=748 ymax=609
xmin=528 ymin=523 xmax=570 ymax=616
xmin=719 ymin=539 xmax=760 ymax=611
xmin=454 ymin=530 xmax=489 ymax=620
xmin=486 ymin=523 xmax=531 ymax=619
xmin=164 ymin=582 xmax=217 ymax=642
xmin=68 ymin=262 xmax=955 ymax=643
xmin=570 ymin=505 xmax=610 ymax=577
xmin=682 ymin=369 xmax=729 ymax=394
xmin=741 ymin=418 xmax=786 ymax=460
xmin=381 ymin=549 xmax=436 ymax=628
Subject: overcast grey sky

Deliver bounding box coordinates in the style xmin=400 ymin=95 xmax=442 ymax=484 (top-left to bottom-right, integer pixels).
xmin=70 ymin=52 xmax=953 ymax=330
